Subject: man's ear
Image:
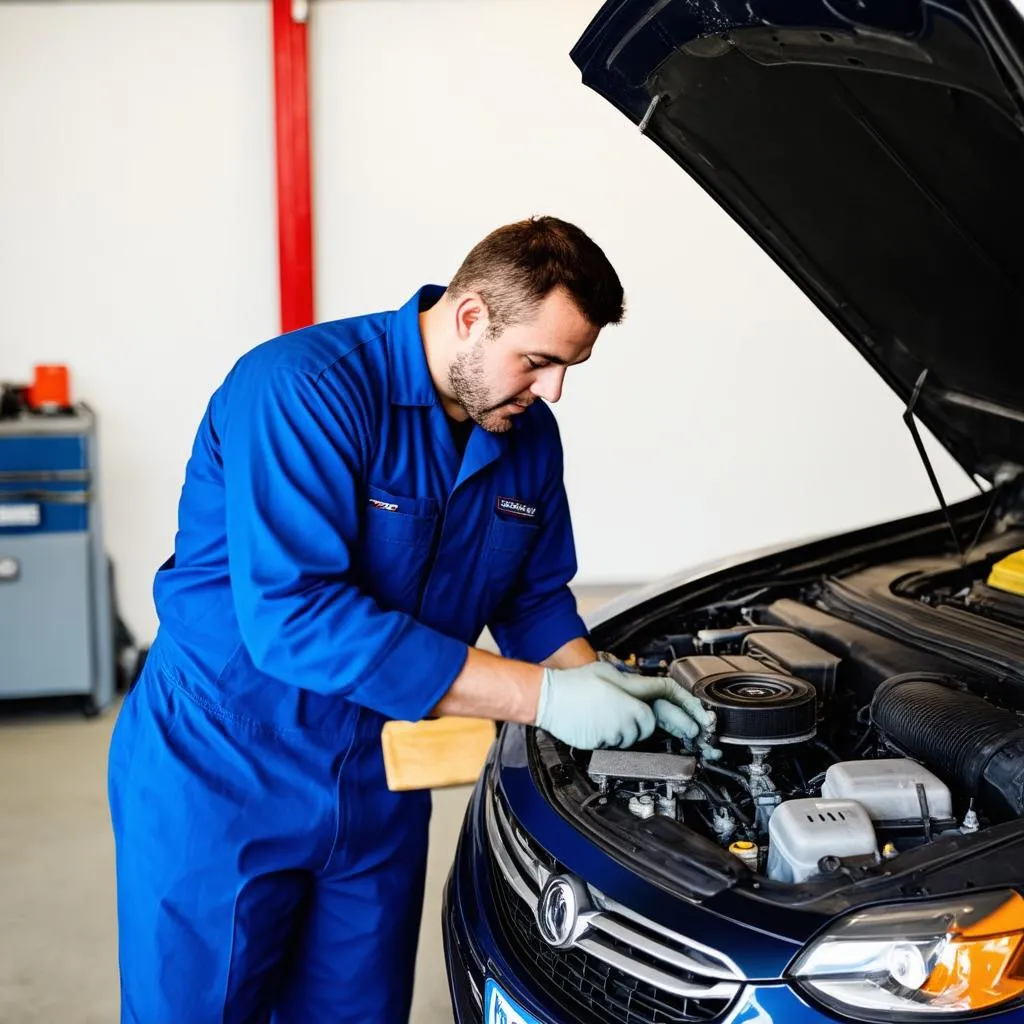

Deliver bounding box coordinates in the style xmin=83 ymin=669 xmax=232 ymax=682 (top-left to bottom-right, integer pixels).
xmin=453 ymin=292 xmax=489 ymax=343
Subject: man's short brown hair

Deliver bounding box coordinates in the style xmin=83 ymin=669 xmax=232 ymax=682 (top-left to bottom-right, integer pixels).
xmin=448 ymin=216 xmax=625 ymax=332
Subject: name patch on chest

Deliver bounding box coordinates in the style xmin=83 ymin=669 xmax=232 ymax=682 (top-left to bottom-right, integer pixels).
xmin=368 ymin=498 xmax=400 ymax=513
xmin=496 ymin=496 xmax=537 ymax=521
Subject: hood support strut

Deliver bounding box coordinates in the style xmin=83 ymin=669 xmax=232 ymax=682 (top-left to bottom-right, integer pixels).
xmin=904 ymin=369 xmax=965 ymax=559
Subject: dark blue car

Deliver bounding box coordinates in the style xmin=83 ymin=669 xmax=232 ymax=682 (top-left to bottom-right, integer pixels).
xmin=444 ymin=1 xmax=1024 ymax=1021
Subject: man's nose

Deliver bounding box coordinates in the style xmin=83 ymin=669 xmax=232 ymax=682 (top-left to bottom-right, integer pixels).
xmin=530 ymin=366 xmax=565 ymax=403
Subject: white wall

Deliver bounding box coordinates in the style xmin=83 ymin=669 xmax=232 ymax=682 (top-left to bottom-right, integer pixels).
xmin=0 ymin=0 xmax=974 ymax=643
xmin=0 ymin=2 xmax=278 ymax=642
xmin=310 ymin=2 xmax=975 ymax=572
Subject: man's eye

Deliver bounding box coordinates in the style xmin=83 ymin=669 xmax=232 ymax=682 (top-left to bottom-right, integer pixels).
xmin=525 ymin=357 xmax=549 ymax=370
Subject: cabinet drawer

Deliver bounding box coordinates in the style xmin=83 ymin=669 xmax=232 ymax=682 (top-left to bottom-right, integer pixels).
xmin=0 ymin=533 xmax=93 ymax=698
xmin=0 ymin=489 xmax=89 ymax=534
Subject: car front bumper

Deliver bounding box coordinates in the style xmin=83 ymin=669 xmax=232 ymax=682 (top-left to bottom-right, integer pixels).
xmin=442 ymin=768 xmax=852 ymax=1024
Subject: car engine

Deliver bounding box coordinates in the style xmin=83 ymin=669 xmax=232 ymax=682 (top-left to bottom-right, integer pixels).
xmin=580 ymin=611 xmax=1024 ymax=886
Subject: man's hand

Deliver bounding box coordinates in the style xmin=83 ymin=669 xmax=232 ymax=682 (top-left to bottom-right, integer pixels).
xmin=598 ymin=653 xmax=722 ymax=759
xmin=427 ymin=643 xmax=719 ymax=759
xmin=611 ymin=675 xmax=722 ymax=760
xmin=535 ymin=662 xmax=657 ymax=749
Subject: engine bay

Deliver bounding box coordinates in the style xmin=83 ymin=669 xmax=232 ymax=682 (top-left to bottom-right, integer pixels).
xmin=562 ymin=540 xmax=1024 ymax=889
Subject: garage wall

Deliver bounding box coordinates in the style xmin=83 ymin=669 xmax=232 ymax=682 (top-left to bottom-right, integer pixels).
xmin=0 ymin=1 xmax=278 ymax=642
xmin=1 ymin=0 xmax=974 ymax=644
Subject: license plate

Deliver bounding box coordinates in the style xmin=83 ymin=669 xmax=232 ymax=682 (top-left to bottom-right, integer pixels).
xmin=484 ymin=978 xmax=545 ymax=1024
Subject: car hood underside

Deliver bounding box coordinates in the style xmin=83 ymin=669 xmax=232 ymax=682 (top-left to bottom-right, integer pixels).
xmin=572 ymin=0 xmax=1024 ymax=482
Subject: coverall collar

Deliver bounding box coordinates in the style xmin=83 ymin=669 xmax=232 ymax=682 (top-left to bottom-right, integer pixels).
xmin=388 ymin=285 xmax=447 ymax=408
xmin=388 ymin=285 xmax=514 ymax=486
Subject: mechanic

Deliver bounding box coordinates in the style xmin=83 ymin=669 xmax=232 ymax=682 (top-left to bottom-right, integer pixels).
xmin=107 ymin=216 xmax=714 ymax=1023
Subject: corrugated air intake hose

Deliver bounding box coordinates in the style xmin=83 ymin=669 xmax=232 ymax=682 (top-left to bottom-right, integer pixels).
xmin=870 ymin=674 xmax=1024 ymax=819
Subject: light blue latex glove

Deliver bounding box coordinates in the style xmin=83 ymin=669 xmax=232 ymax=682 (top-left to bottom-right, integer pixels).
xmin=598 ymin=653 xmax=722 ymax=760
xmin=535 ymin=662 xmax=657 ymax=750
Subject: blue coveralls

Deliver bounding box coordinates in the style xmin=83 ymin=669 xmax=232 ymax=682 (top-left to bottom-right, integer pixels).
xmin=107 ymin=286 xmax=588 ymax=1023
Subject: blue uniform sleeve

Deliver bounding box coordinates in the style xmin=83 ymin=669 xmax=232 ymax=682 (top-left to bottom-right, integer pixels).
xmin=220 ymin=363 xmax=468 ymax=722
xmin=487 ymin=431 xmax=589 ymax=663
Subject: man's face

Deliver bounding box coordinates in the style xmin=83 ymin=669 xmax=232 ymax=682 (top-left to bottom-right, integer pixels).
xmin=447 ymin=287 xmax=600 ymax=433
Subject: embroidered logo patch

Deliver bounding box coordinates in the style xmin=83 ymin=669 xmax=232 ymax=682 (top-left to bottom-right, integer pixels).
xmin=496 ymin=496 xmax=537 ymax=520
xmin=368 ymin=498 xmax=399 ymax=513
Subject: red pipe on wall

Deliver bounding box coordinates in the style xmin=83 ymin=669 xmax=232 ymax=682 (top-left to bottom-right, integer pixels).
xmin=272 ymin=0 xmax=315 ymax=333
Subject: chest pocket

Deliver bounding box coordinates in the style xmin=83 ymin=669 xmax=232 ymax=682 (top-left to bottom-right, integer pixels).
xmin=357 ymin=485 xmax=439 ymax=611
xmin=483 ymin=513 xmax=539 ymax=606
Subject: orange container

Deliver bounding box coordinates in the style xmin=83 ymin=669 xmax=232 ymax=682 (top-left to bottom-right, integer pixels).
xmin=28 ymin=364 xmax=71 ymax=410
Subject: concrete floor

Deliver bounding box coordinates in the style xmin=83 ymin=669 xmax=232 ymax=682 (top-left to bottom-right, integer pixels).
xmin=0 ymin=587 xmax=628 ymax=1024
xmin=0 ymin=703 xmax=474 ymax=1024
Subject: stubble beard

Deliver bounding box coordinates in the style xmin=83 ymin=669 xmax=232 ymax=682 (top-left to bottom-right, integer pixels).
xmin=447 ymin=338 xmax=515 ymax=434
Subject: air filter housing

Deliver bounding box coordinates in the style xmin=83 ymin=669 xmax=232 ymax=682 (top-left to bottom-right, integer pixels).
xmin=670 ymin=655 xmax=817 ymax=745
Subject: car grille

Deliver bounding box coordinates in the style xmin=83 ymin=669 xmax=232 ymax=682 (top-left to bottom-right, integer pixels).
xmin=485 ymin=786 xmax=744 ymax=1024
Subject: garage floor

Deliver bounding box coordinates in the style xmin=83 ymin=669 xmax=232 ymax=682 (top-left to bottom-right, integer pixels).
xmin=0 ymin=586 xmax=628 ymax=1024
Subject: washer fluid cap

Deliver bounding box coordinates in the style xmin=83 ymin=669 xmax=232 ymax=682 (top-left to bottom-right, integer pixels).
xmin=988 ymin=550 xmax=1024 ymax=596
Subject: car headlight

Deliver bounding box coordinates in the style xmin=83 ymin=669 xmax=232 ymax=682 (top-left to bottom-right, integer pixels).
xmin=791 ymin=889 xmax=1024 ymax=1018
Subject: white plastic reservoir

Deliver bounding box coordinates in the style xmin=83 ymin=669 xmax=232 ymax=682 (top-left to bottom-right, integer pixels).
xmin=822 ymin=759 xmax=953 ymax=822
xmin=767 ymin=798 xmax=877 ymax=883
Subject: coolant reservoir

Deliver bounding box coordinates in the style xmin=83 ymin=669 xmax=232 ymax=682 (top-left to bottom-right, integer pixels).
xmin=766 ymin=799 xmax=877 ymax=883
xmin=822 ymin=759 xmax=952 ymax=822
xmin=988 ymin=550 xmax=1024 ymax=596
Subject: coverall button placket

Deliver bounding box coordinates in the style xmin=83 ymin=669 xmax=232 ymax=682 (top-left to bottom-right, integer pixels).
xmin=416 ymin=424 xmax=506 ymax=618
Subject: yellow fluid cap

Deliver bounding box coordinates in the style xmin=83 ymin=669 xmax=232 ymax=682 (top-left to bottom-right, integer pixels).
xmin=882 ymin=842 xmax=898 ymax=859
xmin=988 ymin=550 xmax=1024 ymax=596
xmin=729 ymin=841 xmax=759 ymax=869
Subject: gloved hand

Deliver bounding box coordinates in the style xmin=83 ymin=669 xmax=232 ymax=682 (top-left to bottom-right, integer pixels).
xmin=535 ymin=662 xmax=657 ymax=750
xmin=598 ymin=653 xmax=722 ymax=760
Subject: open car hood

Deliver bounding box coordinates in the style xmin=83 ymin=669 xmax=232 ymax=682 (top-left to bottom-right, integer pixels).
xmin=572 ymin=0 xmax=1024 ymax=483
